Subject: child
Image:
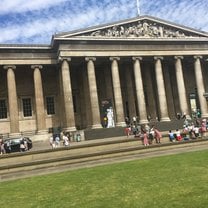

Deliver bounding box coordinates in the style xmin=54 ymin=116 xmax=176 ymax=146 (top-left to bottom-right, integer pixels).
xmin=168 ymin=130 xmax=175 ymax=142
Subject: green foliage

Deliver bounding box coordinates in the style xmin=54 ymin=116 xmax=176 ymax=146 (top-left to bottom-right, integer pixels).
xmin=1 ymin=150 xmax=208 ymax=208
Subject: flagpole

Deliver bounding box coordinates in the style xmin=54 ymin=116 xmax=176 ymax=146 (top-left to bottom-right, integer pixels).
xmin=137 ymin=0 xmax=140 ymax=16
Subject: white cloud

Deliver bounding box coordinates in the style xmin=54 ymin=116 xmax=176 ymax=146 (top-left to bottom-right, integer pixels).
xmin=0 ymin=0 xmax=136 ymax=44
xmin=141 ymin=0 xmax=208 ymax=31
xmin=0 ymin=0 xmax=69 ymax=14
xmin=0 ymin=0 xmax=208 ymax=44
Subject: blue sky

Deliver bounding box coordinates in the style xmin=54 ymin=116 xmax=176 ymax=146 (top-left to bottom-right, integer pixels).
xmin=0 ymin=0 xmax=208 ymax=44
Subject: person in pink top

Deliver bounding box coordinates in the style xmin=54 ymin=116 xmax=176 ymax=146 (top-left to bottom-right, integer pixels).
xmin=143 ymin=132 xmax=149 ymax=146
xmin=154 ymin=127 xmax=162 ymax=144
xmin=201 ymin=119 xmax=207 ymax=138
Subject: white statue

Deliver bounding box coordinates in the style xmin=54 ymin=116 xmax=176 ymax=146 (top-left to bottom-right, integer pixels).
xmin=107 ymin=107 xmax=115 ymax=128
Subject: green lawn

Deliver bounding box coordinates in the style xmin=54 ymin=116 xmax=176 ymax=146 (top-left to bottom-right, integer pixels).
xmin=1 ymin=150 xmax=208 ymax=208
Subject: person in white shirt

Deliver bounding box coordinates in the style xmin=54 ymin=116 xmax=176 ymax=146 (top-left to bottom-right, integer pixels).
xmin=63 ymin=134 xmax=69 ymax=146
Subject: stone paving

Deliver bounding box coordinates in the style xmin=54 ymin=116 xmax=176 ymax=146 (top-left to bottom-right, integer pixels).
xmin=31 ymin=134 xmax=171 ymax=152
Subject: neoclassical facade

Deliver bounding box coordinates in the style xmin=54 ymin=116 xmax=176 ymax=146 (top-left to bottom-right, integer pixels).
xmin=1 ymin=15 xmax=208 ymax=139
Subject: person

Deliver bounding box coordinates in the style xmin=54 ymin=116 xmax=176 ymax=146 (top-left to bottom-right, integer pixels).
xmin=177 ymin=112 xmax=181 ymax=120
xmin=125 ymin=126 xmax=131 ymax=138
xmin=132 ymin=116 xmax=137 ymax=125
xmin=149 ymin=126 xmax=155 ymax=144
xmin=168 ymin=130 xmax=175 ymax=142
xmin=143 ymin=132 xmax=149 ymax=146
xmin=197 ymin=109 xmax=201 ymax=118
xmin=181 ymin=112 xmax=186 ymax=119
xmin=49 ymin=135 xmax=55 ymax=149
xmin=55 ymin=135 xmax=60 ymax=148
xmin=20 ymin=139 xmax=25 ymax=152
xmin=175 ymin=129 xmax=182 ymax=141
xmin=201 ymin=119 xmax=207 ymax=138
xmin=63 ymin=134 xmax=69 ymax=146
xmin=144 ymin=123 xmax=150 ymax=133
xmin=103 ymin=115 xmax=108 ymax=128
xmin=0 ymin=137 xmax=6 ymax=155
xmin=4 ymin=140 xmax=11 ymax=153
xmin=193 ymin=126 xmax=200 ymax=138
xmin=154 ymin=127 xmax=162 ymax=144
xmin=125 ymin=116 xmax=130 ymax=126
xmin=23 ymin=138 xmax=28 ymax=151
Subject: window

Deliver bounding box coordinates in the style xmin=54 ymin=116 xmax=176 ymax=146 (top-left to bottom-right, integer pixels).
xmin=0 ymin=99 xmax=7 ymax=119
xmin=22 ymin=98 xmax=32 ymax=117
xmin=46 ymin=96 xmax=55 ymax=115
xmin=72 ymin=95 xmax=76 ymax=113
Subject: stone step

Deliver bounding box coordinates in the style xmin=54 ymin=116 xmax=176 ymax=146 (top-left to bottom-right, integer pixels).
xmin=84 ymin=119 xmax=185 ymax=140
xmin=0 ymin=138 xmax=207 ymax=182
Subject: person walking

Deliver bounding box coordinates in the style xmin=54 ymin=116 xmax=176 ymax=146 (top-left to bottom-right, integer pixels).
xmin=49 ymin=135 xmax=55 ymax=149
xmin=63 ymin=133 xmax=69 ymax=146
xmin=55 ymin=135 xmax=60 ymax=148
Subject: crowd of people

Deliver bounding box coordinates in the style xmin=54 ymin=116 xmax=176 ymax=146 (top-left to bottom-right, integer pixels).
xmin=125 ymin=122 xmax=162 ymax=146
xmin=124 ymin=116 xmax=208 ymax=146
xmin=49 ymin=131 xmax=81 ymax=149
xmin=171 ymin=118 xmax=207 ymax=141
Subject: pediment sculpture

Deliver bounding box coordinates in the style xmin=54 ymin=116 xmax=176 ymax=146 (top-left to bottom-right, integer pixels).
xmin=84 ymin=20 xmax=200 ymax=38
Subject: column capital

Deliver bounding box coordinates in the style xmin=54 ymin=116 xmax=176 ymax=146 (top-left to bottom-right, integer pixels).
xmin=174 ymin=56 xmax=184 ymax=60
xmin=194 ymin=55 xmax=203 ymax=60
xmin=109 ymin=57 xmax=120 ymax=61
xmin=31 ymin=65 xmax=43 ymax=70
xmin=58 ymin=57 xmax=71 ymax=62
xmin=85 ymin=57 xmax=96 ymax=62
xmin=154 ymin=56 xmax=163 ymax=61
xmin=132 ymin=57 xmax=142 ymax=61
xmin=3 ymin=65 xmax=16 ymax=70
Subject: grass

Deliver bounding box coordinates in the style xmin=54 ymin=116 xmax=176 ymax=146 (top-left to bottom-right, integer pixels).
xmin=0 ymin=150 xmax=208 ymax=208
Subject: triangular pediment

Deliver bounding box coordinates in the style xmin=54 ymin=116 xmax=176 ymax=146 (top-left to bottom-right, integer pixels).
xmin=54 ymin=15 xmax=208 ymax=40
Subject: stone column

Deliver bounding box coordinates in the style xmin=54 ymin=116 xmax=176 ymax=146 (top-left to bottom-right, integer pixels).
xmin=32 ymin=65 xmax=47 ymax=134
xmin=124 ymin=65 xmax=136 ymax=120
xmin=4 ymin=65 xmax=20 ymax=136
xmin=194 ymin=56 xmax=208 ymax=117
xmin=154 ymin=57 xmax=170 ymax=121
xmin=132 ymin=57 xmax=148 ymax=124
xmin=85 ymin=57 xmax=102 ymax=129
xmin=60 ymin=59 xmax=76 ymax=131
xmin=174 ymin=56 xmax=190 ymax=118
xmin=110 ymin=57 xmax=125 ymax=126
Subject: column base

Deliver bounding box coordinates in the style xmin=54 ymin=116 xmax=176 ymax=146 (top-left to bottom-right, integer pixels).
xmin=91 ymin=124 xmax=102 ymax=129
xmin=63 ymin=126 xmax=77 ymax=132
xmin=9 ymin=132 xmax=22 ymax=138
xmin=36 ymin=129 xmax=49 ymax=135
xmin=201 ymin=113 xmax=208 ymax=118
xmin=139 ymin=119 xmax=149 ymax=124
xmin=160 ymin=117 xmax=170 ymax=122
xmin=116 ymin=121 xmax=126 ymax=127
xmin=185 ymin=115 xmax=191 ymax=120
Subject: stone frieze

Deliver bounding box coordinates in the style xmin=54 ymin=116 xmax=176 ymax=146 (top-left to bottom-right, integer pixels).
xmin=83 ymin=20 xmax=200 ymax=38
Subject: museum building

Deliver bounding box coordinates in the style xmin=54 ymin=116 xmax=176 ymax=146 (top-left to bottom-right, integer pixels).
xmin=1 ymin=15 xmax=208 ymax=139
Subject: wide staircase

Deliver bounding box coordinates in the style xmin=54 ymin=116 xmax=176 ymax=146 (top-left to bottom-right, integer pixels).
xmin=1 ymin=134 xmax=207 ymax=182
xmin=84 ymin=119 xmax=185 ymax=140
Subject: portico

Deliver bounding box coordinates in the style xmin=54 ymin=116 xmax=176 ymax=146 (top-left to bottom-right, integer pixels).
xmin=1 ymin=15 xmax=208 ymax=139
